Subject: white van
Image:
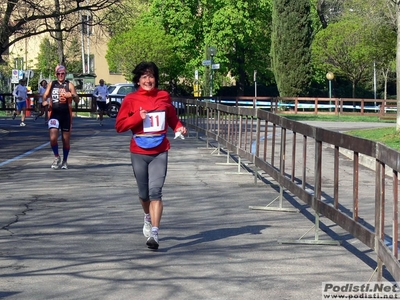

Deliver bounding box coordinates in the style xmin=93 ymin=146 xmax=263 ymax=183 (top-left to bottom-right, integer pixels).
xmin=106 ymin=83 xmax=136 ymax=118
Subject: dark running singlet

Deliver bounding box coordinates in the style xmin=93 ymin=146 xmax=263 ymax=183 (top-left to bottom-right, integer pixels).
xmin=49 ymin=80 xmax=73 ymax=132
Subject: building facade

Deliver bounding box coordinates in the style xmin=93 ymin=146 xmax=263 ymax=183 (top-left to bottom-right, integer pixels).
xmin=7 ymin=27 xmax=127 ymax=90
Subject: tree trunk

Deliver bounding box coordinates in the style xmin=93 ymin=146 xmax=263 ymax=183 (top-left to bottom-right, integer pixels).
xmin=54 ymin=0 xmax=65 ymax=66
xmin=236 ymin=57 xmax=246 ymax=96
xmin=316 ymin=0 xmax=328 ymax=29
xmin=382 ymin=69 xmax=388 ymax=100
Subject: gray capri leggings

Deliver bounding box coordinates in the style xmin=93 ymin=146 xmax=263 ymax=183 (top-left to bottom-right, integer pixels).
xmin=130 ymin=151 xmax=168 ymax=201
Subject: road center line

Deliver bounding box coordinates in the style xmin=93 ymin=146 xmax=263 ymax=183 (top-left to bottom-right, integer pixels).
xmin=0 ymin=141 xmax=50 ymax=167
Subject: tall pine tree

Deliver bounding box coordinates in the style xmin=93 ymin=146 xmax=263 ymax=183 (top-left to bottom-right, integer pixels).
xmin=271 ymin=0 xmax=312 ymax=96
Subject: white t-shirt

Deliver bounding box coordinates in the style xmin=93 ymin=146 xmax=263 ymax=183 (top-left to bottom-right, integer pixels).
xmin=38 ymin=86 xmax=46 ymax=103
xmin=13 ymin=84 xmax=28 ymax=103
xmin=93 ymin=85 xmax=108 ymax=102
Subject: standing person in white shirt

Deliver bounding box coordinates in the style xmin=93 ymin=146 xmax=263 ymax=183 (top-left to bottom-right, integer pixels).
xmin=12 ymin=79 xmax=28 ymax=126
xmin=92 ymin=79 xmax=109 ymax=126
xmin=35 ymin=80 xmax=49 ymax=123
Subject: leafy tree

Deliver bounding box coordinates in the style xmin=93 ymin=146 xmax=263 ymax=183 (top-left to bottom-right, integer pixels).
xmin=369 ymin=23 xmax=396 ymax=100
xmin=205 ymin=0 xmax=273 ymax=95
xmin=312 ymin=17 xmax=390 ymax=98
xmin=105 ymin=0 xmax=275 ymax=95
xmin=392 ymin=0 xmax=400 ymax=130
xmin=145 ymin=0 xmax=205 ymax=87
xmin=36 ymin=36 xmax=85 ymax=80
xmin=0 ymin=0 xmax=123 ymax=65
xmin=315 ymin=0 xmax=346 ymax=29
xmin=106 ymin=0 xmax=151 ymax=36
xmin=313 ymin=12 xmax=396 ymax=97
xmin=65 ymin=37 xmax=84 ymax=75
xmin=36 ymin=38 xmax=59 ymax=78
xmin=143 ymin=0 xmax=274 ymax=96
xmin=0 ymin=64 xmax=13 ymax=93
xmin=313 ymin=0 xmax=396 ymax=99
xmin=105 ymin=23 xmax=179 ymax=85
xmin=271 ymin=0 xmax=313 ymax=96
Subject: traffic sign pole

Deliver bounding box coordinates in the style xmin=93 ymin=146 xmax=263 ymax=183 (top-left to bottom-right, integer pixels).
xmin=210 ymin=55 xmax=213 ymax=97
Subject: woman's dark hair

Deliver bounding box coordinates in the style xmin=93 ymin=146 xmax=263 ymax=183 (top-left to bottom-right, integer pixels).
xmin=132 ymin=61 xmax=159 ymax=88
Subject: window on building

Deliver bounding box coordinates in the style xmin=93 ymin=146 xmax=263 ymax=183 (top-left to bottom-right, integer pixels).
xmin=81 ymin=15 xmax=92 ymax=35
xmin=14 ymin=57 xmax=24 ymax=70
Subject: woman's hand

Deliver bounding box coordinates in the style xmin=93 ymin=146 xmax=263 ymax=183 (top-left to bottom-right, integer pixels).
xmin=139 ymin=107 xmax=147 ymax=120
xmin=176 ymin=126 xmax=187 ymax=135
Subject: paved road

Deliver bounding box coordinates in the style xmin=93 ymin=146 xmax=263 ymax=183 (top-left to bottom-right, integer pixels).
xmin=0 ymin=116 xmax=395 ymax=299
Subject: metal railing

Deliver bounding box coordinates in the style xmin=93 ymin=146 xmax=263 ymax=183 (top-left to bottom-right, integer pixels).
xmin=192 ymin=96 xmax=397 ymax=119
xmin=176 ymin=97 xmax=400 ymax=283
xmin=1 ymin=93 xmax=397 ymax=120
xmin=2 ymin=91 xmax=399 ymax=281
xmin=0 ymin=93 xmax=97 ymax=114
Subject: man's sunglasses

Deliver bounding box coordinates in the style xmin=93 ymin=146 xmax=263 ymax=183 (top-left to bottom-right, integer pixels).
xmin=56 ymin=72 xmax=65 ymax=75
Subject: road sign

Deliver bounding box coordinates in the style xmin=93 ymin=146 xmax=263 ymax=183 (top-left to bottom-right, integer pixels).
xmin=25 ymin=70 xmax=34 ymax=79
xmin=11 ymin=69 xmax=19 ymax=83
xmin=212 ymin=63 xmax=220 ymax=70
xmin=202 ymin=60 xmax=211 ymax=66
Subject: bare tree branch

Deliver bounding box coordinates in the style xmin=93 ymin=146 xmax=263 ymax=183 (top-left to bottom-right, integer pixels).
xmin=0 ymin=0 xmax=124 ymax=64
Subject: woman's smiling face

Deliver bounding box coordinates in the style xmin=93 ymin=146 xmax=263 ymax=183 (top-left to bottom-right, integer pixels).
xmin=138 ymin=71 xmax=156 ymax=91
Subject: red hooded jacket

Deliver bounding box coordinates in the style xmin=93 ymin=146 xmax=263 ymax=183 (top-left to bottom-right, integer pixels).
xmin=115 ymin=87 xmax=184 ymax=154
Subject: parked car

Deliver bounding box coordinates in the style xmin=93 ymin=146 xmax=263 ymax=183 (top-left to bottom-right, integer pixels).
xmin=106 ymin=83 xmax=136 ymax=118
xmin=106 ymin=83 xmax=186 ymax=118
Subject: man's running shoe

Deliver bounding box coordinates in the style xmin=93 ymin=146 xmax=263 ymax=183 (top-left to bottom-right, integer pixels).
xmin=146 ymin=232 xmax=159 ymax=250
xmin=143 ymin=220 xmax=152 ymax=238
xmin=61 ymin=161 xmax=68 ymax=169
xmin=19 ymin=122 xmax=26 ymax=127
xmin=51 ymin=156 xmax=61 ymax=169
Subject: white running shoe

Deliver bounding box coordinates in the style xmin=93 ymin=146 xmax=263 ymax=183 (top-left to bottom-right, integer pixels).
xmin=61 ymin=161 xmax=68 ymax=169
xmin=143 ymin=220 xmax=152 ymax=238
xmin=20 ymin=122 xmax=26 ymax=127
xmin=51 ymin=156 xmax=61 ymax=169
xmin=146 ymin=231 xmax=159 ymax=250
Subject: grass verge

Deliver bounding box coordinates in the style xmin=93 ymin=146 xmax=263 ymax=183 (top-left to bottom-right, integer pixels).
xmin=280 ymin=114 xmax=399 ymax=151
xmin=279 ymin=114 xmax=394 ymax=123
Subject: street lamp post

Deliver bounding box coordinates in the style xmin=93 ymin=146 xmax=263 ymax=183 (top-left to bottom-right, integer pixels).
xmin=254 ymin=70 xmax=257 ymax=108
xmin=208 ymin=46 xmax=217 ymax=97
xmin=326 ymin=72 xmax=334 ymax=112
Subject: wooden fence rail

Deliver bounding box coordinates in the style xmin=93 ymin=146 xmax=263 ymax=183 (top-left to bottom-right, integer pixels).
xmin=177 ymin=98 xmax=400 ymax=283
xmin=2 ymin=91 xmax=399 ymax=281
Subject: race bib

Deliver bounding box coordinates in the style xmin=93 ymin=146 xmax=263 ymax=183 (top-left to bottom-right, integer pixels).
xmin=48 ymin=118 xmax=60 ymax=129
xmin=143 ymin=111 xmax=166 ymax=133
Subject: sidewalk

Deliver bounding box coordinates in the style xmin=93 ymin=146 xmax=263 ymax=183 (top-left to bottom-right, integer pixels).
xmin=0 ymin=118 xmax=391 ymax=300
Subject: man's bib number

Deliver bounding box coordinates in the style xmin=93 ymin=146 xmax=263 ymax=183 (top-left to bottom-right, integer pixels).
xmin=143 ymin=111 xmax=166 ymax=133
